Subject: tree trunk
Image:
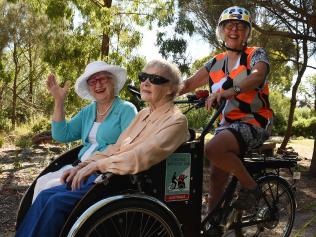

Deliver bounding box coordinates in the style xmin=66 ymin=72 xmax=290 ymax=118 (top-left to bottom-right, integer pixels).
xmin=0 ymin=82 xmax=6 ymax=110
xmin=101 ymin=33 xmax=110 ymax=59
xmin=308 ymin=0 xmax=316 ymax=174
xmin=278 ymin=39 xmax=308 ymax=153
xmin=309 ymin=77 xmax=316 ymax=176
xmin=312 ymin=0 xmax=316 ymax=34
xmin=100 ymin=0 xmax=112 ymax=59
xmin=28 ymin=45 xmax=34 ymax=103
xmin=310 ymin=139 xmax=316 ymax=176
xmin=12 ymin=43 xmax=19 ymax=129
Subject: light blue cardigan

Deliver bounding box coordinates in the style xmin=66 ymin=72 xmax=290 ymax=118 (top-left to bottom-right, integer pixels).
xmin=51 ymin=97 xmax=137 ymax=160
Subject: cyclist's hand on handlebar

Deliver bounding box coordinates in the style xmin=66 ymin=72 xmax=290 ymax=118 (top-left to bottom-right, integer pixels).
xmin=205 ymin=93 xmax=222 ymax=111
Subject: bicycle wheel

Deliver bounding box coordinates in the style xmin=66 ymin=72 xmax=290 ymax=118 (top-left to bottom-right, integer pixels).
xmin=234 ymin=175 xmax=295 ymax=237
xmin=70 ymin=196 xmax=183 ymax=237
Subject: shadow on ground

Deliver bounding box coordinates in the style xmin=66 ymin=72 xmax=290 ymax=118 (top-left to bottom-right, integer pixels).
xmin=1 ymin=144 xmax=316 ymax=237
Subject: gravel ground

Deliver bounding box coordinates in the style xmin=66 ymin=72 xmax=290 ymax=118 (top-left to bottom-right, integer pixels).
xmin=0 ymin=142 xmax=315 ymax=237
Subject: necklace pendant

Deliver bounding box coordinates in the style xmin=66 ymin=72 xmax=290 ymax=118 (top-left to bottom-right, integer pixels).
xmin=96 ymin=100 xmax=114 ymax=117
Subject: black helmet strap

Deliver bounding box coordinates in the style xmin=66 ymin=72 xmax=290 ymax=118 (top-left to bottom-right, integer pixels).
xmin=223 ymin=42 xmax=247 ymax=53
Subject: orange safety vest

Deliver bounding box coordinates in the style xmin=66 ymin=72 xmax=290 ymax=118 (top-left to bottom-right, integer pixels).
xmin=207 ymin=47 xmax=273 ymax=129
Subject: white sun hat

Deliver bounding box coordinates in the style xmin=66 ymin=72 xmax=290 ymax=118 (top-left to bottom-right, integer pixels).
xmin=74 ymin=61 xmax=127 ymax=100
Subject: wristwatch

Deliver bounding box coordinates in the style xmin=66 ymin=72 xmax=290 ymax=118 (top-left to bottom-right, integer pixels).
xmin=233 ymin=85 xmax=241 ymax=95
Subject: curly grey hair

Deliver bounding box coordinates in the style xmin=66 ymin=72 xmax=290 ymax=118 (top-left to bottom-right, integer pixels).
xmin=143 ymin=59 xmax=182 ymax=99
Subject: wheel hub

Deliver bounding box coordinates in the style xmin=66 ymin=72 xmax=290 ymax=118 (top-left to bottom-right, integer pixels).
xmin=257 ymin=206 xmax=279 ymax=229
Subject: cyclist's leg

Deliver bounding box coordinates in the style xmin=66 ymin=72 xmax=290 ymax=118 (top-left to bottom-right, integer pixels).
xmin=208 ymin=166 xmax=229 ymax=212
xmin=205 ymin=130 xmax=257 ymax=190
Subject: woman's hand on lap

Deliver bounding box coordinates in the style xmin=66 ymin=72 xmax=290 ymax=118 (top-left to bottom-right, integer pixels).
xmin=60 ymin=167 xmax=80 ymax=185
xmin=71 ymin=162 xmax=98 ymax=191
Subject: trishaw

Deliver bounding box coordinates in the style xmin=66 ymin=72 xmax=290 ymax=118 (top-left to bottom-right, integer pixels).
xmin=16 ymin=88 xmax=298 ymax=237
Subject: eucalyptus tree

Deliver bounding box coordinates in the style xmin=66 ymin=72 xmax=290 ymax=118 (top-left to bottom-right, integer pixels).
xmin=307 ymin=74 xmax=316 ymax=175
xmin=0 ymin=0 xmax=175 ymax=127
xmin=0 ymin=1 xmax=49 ymax=128
xmin=158 ymin=1 xmax=316 ymax=151
xmin=249 ymin=0 xmax=316 ymax=154
xmin=32 ymin=0 xmax=176 ymax=111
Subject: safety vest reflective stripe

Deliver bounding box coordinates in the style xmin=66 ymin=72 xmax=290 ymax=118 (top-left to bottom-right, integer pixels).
xmin=210 ymin=70 xmax=226 ymax=84
xmin=208 ymin=47 xmax=273 ymax=128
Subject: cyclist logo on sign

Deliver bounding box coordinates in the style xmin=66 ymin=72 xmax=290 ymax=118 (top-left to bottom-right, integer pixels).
xmin=168 ymin=173 xmax=188 ymax=190
xmin=165 ymin=153 xmax=191 ymax=202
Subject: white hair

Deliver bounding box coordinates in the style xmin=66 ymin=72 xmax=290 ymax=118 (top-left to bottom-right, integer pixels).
xmin=144 ymin=59 xmax=182 ymax=99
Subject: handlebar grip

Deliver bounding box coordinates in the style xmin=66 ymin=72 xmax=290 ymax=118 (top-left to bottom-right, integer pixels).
xmin=214 ymin=99 xmax=226 ymax=111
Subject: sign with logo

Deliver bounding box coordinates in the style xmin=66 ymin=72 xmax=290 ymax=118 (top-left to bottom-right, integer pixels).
xmin=165 ymin=153 xmax=191 ymax=202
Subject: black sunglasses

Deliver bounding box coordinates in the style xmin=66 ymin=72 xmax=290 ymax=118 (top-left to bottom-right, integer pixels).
xmin=138 ymin=72 xmax=170 ymax=85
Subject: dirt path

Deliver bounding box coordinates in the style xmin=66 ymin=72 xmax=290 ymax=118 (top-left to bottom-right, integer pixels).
xmin=0 ymin=142 xmax=315 ymax=237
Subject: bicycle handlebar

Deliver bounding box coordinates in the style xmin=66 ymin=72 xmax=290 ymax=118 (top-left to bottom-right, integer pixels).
xmin=127 ymin=85 xmax=141 ymax=101
xmin=127 ymin=85 xmax=226 ymax=140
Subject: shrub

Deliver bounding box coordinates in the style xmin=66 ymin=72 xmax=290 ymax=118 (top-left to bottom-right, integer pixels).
xmin=15 ymin=134 xmax=33 ymax=148
xmin=294 ymin=107 xmax=314 ymax=120
xmin=0 ymin=111 xmax=11 ymax=132
xmin=0 ymin=137 xmax=3 ymax=148
xmin=269 ymin=91 xmax=290 ymax=136
xmin=13 ymin=123 xmax=33 ymax=148
xmin=185 ymin=107 xmax=211 ymax=130
xmin=31 ymin=117 xmax=51 ymax=134
xmin=292 ymin=117 xmax=316 ymax=138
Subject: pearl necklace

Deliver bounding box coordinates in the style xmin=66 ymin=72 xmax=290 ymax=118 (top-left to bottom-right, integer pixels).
xmin=97 ymin=100 xmax=114 ymax=117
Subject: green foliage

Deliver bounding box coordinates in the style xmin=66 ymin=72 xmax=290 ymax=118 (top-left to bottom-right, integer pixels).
xmin=292 ymin=117 xmax=316 ymax=138
xmin=0 ymin=136 xmax=3 ymax=148
xmin=190 ymin=55 xmax=212 ymax=73
xmin=15 ymin=134 xmax=32 ymax=148
xmin=31 ymin=117 xmax=51 ymax=134
xmin=298 ymin=74 xmax=316 ymax=108
xmin=269 ymin=91 xmax=290 ymax=135
xmin=184 ymin=107 xmax=210 ymax=129
xmin=157 ymin=32 xmax=190 ymax=73
xmin=270 ymin=91 xmax=315 ymax=137
xmin=46 ymin=0 xmax=71 ymax=19
xmin=0 ymin=0 xmax=176 ymax=131
xmin=0 ymin=111 xmax=11 ymax=132
xmin=295 ymin=107 xmax=314 ymax=120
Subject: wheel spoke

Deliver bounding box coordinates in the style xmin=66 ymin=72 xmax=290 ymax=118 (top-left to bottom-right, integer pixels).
xmin=140 ymin=213 xmax=151 ymax=236
xmin=83 ymin=199 xmax=179 ymax=237
xmin=126 ymin=211 xmax=136 ymax=237
xmin=110 ymin=215 xmax=124 ymax=237
xmin=234 ymin=176 xmax=295 ymax=237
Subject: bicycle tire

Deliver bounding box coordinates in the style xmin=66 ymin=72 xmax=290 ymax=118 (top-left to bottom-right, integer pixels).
xmin=70 ymin=196 xmax=183 ymax=237
xmin=234 ymin=175 xmax=295 ymax=237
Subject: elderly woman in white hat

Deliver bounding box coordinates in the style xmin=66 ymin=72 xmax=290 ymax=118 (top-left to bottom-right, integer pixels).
xmin=15 ymin=59 xmax=188 ymax=237
xmin=32 ymin=61 xmax=137 ymax=202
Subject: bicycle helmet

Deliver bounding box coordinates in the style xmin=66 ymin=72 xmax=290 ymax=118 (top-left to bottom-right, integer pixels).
xmin=218 ymin=6 xmax=251 ymax=27
xmin=216 ymin=6 xmax=252 ymax=49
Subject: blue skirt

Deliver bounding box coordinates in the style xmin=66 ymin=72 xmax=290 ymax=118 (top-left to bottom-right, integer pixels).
xmin=15 ymin=174 xmax=97 ymax=237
